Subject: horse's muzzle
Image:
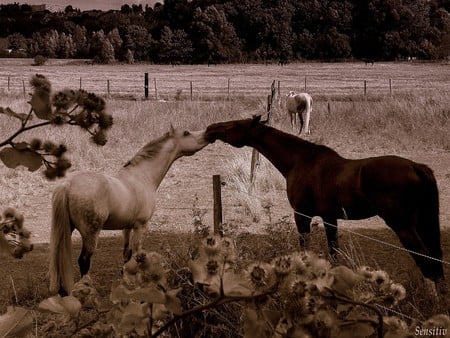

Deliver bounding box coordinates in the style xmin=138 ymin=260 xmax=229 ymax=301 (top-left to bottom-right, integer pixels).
xmin=204 ymin=127 xmax=218 ymax=143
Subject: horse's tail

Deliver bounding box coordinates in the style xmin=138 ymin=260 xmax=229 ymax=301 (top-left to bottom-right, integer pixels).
xmin=49 ymin=185 xmax=74 ymax=294
xmin=413 ymin=163 xmax=444 ymax=281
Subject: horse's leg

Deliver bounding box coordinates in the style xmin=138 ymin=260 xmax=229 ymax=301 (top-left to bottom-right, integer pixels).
xmin=294 ymin=212 xmax=311 ymax=251
xmin=290 ymin=113 xmax=295 ymax=132
xmin=78 ymin=231 xmax=99 ymax=277
xmin=298 ymin=112 xmax=304 ymax=135
xmin=130 ymin=222 xmax=146 ymax=255
xmin=323 ymin=216 xmax=339 ymax=262
xmin=122 ymin=229 xmax=132 ymax=263
xmin=390 ymin=225 xmax=432 ymax=278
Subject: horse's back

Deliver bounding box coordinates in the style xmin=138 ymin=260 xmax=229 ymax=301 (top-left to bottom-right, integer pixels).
xmin=357 ymin=156 xmax=437 ymax=214
xmin=59 ymin=171 xmax=144 ymax=231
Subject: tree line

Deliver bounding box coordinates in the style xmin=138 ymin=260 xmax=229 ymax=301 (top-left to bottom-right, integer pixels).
xmin=1 ymin=0 xmax=450 ymax=64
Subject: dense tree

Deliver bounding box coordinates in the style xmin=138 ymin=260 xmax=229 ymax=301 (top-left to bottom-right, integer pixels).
xmin=122 ymin=24 xmax=154 ymax=61
xmin=157 ymin=26 xmax=193 ymax=63
xmin=107 ymin=28 xmax=123 ymax=60
xmin=7 ymin=33 xmax=27 ymax=51
xmin=90 ymin=30 xmax=114 ymax=63
xmin=0 ymin=0 xmax=449 ymax=62
xmin=191 ymin=5 xmax=241 ymax=63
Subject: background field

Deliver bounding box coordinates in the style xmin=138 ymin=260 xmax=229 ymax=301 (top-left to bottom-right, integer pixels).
xmin=1 ymin=58 xmax=450 ymax=99
xmin=0 ymin=60 xmax=449 ymax=333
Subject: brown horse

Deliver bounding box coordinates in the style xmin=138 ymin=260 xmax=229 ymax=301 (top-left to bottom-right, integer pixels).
xmin=49 ymin=126 xmax=208 ymax=295
xmin=205 ymin=115 xmax=446 ymax=293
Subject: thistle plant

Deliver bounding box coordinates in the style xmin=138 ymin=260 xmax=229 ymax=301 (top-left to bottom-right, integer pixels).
xmin=0 ymin=74 xmax=113 ymax=179
xmin=0 ymin=207 xmax=32 ymax=259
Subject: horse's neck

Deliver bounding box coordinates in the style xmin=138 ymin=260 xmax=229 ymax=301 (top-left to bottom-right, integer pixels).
xmin=247 ymin=126 xmax=303 ymax=177
xmin=120 ymin=149 xmax=178 ymax=189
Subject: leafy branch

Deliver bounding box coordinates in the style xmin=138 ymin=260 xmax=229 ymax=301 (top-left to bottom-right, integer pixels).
xmin=0 ymin=74 xmax=113 ymax=179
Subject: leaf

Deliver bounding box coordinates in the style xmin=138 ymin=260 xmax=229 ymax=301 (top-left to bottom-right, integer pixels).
xmin=37 ymin=295 xmax=81 ymax=320
xmin=0 ymin=147 xmax=42 ymax=172
xmin=0 ymin=107 xmax=29 ymax=121
xmin=188 ymin=257 xmax=209 ymax=285
xmin=331 ymin=266 xmax=364 ymax=297
xmin=0 ymin=306 xmax=33 ymax=338
xmin=129 ymin=286 xmax=166 ymax=304
xmin=242 ymin=308 xmax=275 ymax=338
xmin=222 ymin=271 xmax=253 ymax=297
xmin=164 ymin=288 xmax=183 ymax=315
xmin=117 ymin=303 xmax=148 ymax=336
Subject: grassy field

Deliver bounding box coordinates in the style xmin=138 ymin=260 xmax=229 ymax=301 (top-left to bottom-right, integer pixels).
xmin=0 ymin=61 xmax=450 ymax=335
xmin=1 ymin=58 xmax=450 ymax=99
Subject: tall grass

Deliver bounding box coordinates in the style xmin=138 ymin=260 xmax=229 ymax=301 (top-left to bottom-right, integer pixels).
xmin=1 ymin=89 xmax=449 ymax=232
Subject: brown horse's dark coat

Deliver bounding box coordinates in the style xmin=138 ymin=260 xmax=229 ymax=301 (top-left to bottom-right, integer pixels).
xmin=205 ymin=116 xmax=444 ymax=287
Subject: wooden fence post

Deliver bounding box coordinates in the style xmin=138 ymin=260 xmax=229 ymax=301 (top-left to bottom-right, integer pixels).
xmin=190 ymin=81 xmax=193 ymax=101
xmin=154 ymin=78 xmax=158 ymax=100
xmin=389 ymin=78 xmax=392 ymax=94
xmin=107 ymin=80 xmax=110 ymax=97
xmin=364 ymin=80 xmax=367 ymax=95
xmin=213 ymin=175 xmax=223 ymax=234
xmin=22 ymin=80 xmax=25 ymax=98
xmin=7 ymin=76 xmax=10 ymax=91
xmin=227 ymin=78 xmax=230 ymax=98
xmin=304 ymin=76 xmax=307 ymax=92
xmin=144 ymin=73 xmax=149 ymax=99
xmin=79 ymin=77 xmax=82 ymax=89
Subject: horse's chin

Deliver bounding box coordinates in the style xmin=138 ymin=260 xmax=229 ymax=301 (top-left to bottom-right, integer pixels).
xmin=204 ymin=133 xmax=218 ymax=143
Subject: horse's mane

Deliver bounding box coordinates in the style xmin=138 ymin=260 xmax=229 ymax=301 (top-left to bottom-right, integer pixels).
xmin=123 ymin=132 xmax=171 ymax=167
xmin=257 ymin=122 xmax=340 ymax=158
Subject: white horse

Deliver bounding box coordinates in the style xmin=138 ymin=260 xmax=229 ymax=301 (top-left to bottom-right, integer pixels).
xmin=285 ymin=91 xmax=313 ymax=135
xmin=49 ymin=126 xmax=208 ymax=295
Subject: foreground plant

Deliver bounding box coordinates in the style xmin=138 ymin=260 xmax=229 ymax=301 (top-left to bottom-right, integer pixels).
xmin=0 ymin=74 xmax=113 ymax=179
xmin=9 ymin=233 xmax=450 ymax=337
xmin=0 ymin=208 xmax=32 ymax=259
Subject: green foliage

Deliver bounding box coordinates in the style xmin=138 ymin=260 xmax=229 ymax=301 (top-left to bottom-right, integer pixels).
xmin=0 ymin=74 xmax=113 ymax=179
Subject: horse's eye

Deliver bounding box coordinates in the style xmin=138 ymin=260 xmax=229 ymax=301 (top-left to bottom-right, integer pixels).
xmin=183 ymin=131 xmax=190 ymax=136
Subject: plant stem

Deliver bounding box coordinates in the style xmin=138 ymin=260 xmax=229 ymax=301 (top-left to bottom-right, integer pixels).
xmin=151 ymin=288 xmax=276 ymax=338
xmin=0 ymin=121 xmax=51 ymax=148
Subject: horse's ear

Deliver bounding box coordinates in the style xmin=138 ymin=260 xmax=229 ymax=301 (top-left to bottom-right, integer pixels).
xmin=251 ymin=115 xmax=262 ymax=124
xmin=260 ymin=113 xmax=270 ymax=124
xmin=169 ymin=123 xmax=175 ymax=135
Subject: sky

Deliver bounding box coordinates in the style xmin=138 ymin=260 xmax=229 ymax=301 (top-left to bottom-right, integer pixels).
xmin=0 ymin=0 xmax=160 ymax=11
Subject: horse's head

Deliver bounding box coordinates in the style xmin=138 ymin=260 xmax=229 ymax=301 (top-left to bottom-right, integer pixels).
xmin=286 ymin=91 xmax=296 ymax=98
xmin=205 ymin=115 xmax=267 ymax=148
xmin=170 ymin=125 xmax=209 ymax=156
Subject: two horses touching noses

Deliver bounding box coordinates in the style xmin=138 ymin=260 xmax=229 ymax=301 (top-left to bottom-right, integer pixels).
xmin=49 ymin=115 xmax=447 ymax=298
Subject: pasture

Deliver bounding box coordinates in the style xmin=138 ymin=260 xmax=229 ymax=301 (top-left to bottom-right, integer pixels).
xmin=0 ymin=60 xmax=450 ymax=334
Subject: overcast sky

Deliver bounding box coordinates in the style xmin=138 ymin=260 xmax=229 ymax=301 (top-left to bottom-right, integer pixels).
xmin=0 ymin=0 xmax=160 ymax=11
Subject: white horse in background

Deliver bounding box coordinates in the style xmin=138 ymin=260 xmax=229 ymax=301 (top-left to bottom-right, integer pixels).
xmin=285 ymin=91 xmax=313 ymax=135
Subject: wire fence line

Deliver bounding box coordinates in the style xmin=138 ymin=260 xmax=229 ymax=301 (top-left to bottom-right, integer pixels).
xmin=2 ymin=63 xmax=450 ymax=100
xmin=231 ymin=186 xmax=450 ymax=266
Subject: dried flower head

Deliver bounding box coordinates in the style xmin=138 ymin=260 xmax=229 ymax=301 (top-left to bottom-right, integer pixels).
xmin=390 ymin=283 xmax=406 ymax=302
xmin=370 ymin=270 xmax=390 ymax=287
xmin=245 ymin=263 xmax=275 ymax=291
xmin=272 ymin=255 xmax=293 ymax=277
